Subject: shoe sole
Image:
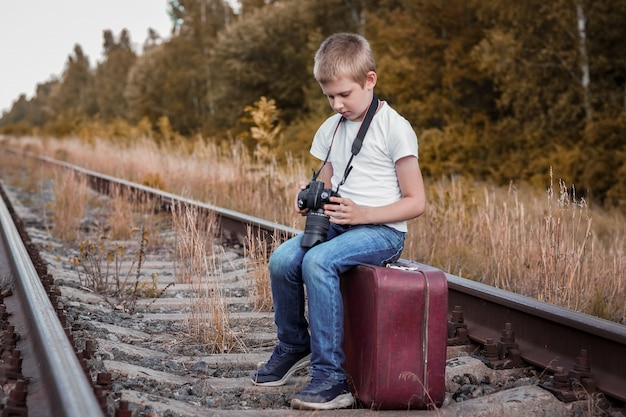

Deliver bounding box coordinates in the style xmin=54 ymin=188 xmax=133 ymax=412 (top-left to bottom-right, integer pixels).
xmin=290 ymin=392 xmax=355 ymax=410
xmin=250 ymin=354 xmax=311 ymax=387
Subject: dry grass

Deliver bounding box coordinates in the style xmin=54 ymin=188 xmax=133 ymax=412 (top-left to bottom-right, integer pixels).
xmin=244 ymin=227 xmax=277 ymax=312
xmin=408 ymin=174 xmax=625 ymax=322
xmin=171 ymin=201 xmax=218 ymax=284
xmin=51 ymin=168 xmax=89 ymax=242
xmin=170 ymin=200 xmax=241 ymax=352
xmin=107 ymin=184 xmax=134 ymax=240
xmin=1 ymin=135 xmax=625 ymax=323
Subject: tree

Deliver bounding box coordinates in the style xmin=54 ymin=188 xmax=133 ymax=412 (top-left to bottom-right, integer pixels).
xmin=239 ymin=0 xmax=279 ymax=17
xmin=369 ymin=0 xmax=494 ymax=126
xmin=365 ymin=0 xmax=496 ymax=180
xmin=48 ymin=44 xmax=96 ymax=118
xmin=472 ymin=0 xmax=626 ymax=194
xmin=208 ymin=1 xmax=314 ymax=134
xmin=94 ymin=29 xmax=137 ymax=121
xmin=125 ymin=45 xmax=169 ymax=128
xmin=208 ymin=0 xmax=368 ymax=135
xmin=143 ymin=28 xmax=164 ymax=52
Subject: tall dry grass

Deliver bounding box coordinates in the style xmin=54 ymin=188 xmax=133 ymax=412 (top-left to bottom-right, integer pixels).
xmin=106 ymin=184 xmax=134 ymax=241
xmin=408 ymin=174 xmax=625 ymax=321
xmin=51 ymin=168 xmax=89 ymax=242
xmin=1 ymin=135 xmax=624 ymax=323
xmin=171 ymin=201 xmax=242 ymax=352
xmin=244 ymin=226 xmax=281 ymax=312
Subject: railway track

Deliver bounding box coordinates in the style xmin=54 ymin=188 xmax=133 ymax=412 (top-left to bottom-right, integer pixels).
xmin=0 ymin=149 xmax=625 ymax=416
xmin=0 ymin=184 xmax=104 ymax=416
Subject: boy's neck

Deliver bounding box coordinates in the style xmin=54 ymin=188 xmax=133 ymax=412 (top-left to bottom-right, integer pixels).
xmin=354 ymin=94 xmax=380 ymax=122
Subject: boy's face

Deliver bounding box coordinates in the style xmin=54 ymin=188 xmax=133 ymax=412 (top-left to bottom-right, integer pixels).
xmin=319 ymin=71 xmax=377 ymax=122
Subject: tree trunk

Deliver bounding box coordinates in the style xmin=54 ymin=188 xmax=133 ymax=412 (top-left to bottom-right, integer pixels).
xmin=576 ymin=0 xmax=592 ymax=121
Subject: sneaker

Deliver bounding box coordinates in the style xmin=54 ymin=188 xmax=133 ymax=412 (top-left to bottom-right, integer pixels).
xmin=251 ymin=345 xmax=311 ymax=386
xmin=291 ymin=378 xmax=355 ymax=410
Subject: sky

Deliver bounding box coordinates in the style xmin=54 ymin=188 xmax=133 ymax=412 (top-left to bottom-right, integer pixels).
xmin=0 ymin=1 xmax=174 ymax=114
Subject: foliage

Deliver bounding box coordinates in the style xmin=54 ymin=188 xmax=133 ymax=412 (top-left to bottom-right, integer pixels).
xmin=48 ymin=45 xmax=97 ymax=119
xmin=208 ymin=1 xmax=315 ymax=135
xmin=2 ymin=0 xmax=626 ymax=206
xmin=242 ymin=96 xmax=284 ymax=162
xmin=93 ymin=30 xmax=137 ymax=121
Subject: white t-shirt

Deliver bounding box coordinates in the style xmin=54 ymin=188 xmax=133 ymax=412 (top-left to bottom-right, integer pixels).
xmin=310 ymin=101 xmax=418 ymax=232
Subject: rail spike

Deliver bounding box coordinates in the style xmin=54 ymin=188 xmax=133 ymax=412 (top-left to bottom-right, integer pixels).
xmin=447 ymin=305 xmax=470 ymax=346
xmin=483 ymin=322 xmax=523 ymax=369
xmin=540 ymin=349 xmax=598 ymax=402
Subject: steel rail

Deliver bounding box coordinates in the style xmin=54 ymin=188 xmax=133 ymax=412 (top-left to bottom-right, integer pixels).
xmin=11 ymin=149 xmax=626 ymax=406
xmin=446 ymin=273 xmax=626 ymax=403
xmin=0 ymin=185 xmax=104 ymax=417
xmin=31 ymin=153 xmax=301 ymax=243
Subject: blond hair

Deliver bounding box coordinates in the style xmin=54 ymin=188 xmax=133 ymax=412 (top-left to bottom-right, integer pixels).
xmin=313 ymin=33 xmax=376 ymax=86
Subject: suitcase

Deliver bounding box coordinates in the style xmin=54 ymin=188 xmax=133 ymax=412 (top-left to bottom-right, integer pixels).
xmin=341 ymin=259 xmax=448 ymax=410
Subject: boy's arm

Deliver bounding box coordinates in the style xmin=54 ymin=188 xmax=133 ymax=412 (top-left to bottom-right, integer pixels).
xmin=325 ymin=156 xmax=426 ymax=225
xmin=392 ymin=156 xmax=427 ymax=220
xmin=317 ymin=162 xmax=334 ymax=189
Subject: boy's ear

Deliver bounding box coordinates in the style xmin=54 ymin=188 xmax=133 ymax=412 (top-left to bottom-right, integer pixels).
xmin=366 ymin=71 xmax=377 ymax=90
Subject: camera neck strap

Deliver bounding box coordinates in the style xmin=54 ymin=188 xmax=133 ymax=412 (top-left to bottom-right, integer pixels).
xmin=312 ymin=93 xmax=379 ymax=194
xmin=350 ymin=93 xmax=379 ymax=156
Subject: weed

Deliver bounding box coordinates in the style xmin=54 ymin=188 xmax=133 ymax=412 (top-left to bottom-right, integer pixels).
xmin=72 ymin=227 xmax=155 ymax=313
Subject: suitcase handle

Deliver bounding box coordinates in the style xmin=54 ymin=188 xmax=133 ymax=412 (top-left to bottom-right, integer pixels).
xmin=386 ymin=264 xmax=420 ymax=271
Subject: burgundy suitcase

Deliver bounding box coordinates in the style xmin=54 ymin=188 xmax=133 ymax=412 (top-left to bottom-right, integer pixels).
xmin=341 ymin=259 xmax=448 ymax=410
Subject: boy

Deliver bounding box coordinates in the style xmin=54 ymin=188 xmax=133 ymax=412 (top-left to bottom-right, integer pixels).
xmin=251 ymin=33 xmax=426 ymax=410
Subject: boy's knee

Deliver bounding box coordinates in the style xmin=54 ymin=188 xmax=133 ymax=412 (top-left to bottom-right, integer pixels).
xmin=300 ymin=250 xmax=316 ymax=267
xmin=268 ymin=244 xmax=301 ymax=277
xmin=268 ymin=251 xmax=285 ymax=276
xmin=301 ymin=251 xmax=330 ymax=277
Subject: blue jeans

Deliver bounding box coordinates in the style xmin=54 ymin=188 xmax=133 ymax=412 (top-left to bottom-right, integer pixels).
xmin=268 ymin=223 xmax=406 ymax=381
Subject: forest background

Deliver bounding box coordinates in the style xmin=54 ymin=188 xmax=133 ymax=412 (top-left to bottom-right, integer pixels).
xmin=1 ymin=0 xmax=626 ymax=207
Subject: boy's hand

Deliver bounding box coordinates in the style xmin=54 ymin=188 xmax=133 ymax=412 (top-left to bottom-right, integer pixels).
xmin=324 ymin=196 xmax=361 ymax=225
xmin=295 ymin=181 xmax=309 ymax=215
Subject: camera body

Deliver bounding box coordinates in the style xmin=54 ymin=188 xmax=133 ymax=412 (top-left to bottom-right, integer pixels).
xmin=297 ymin=180 xmax=339 ymax=248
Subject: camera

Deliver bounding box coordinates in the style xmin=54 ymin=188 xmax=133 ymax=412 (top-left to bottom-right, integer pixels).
xmin=297 ymin=180 xmax=340 ymax=248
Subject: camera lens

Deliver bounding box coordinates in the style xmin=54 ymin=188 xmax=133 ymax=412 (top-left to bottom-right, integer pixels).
xmin=301 ymin=210 xmax=331 ymax=248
